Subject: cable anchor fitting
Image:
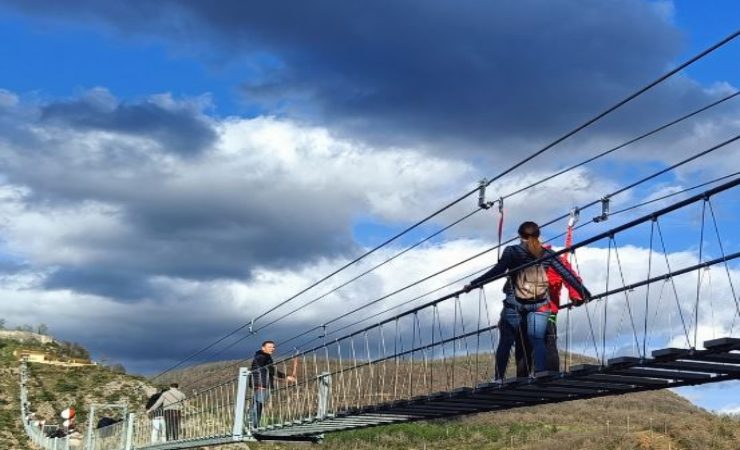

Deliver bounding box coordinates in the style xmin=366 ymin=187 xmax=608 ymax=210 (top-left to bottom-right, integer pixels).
xmin=248 ymin=318 xmax=255 ymax=335
xmin=568 ymin=206 xmax=580 ymax=227
xmin=593 ymin=197 xmax=610 ymax=223
xmin=477 ymin=179 xmax=495 ymax=210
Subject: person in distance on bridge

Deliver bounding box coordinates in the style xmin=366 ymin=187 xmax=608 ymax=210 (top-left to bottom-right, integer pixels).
xmin=145 ymin=386 xmax=169 ymax=443
xmin=146 ymin=382 xmax=187 ymax=441
xmin=464 ymin=221 xmax=591 ymax=380
xmin=249 ymin=340 xmax=297 ymax=430
xmin=514 ymin=244 xmax=585 ymax=377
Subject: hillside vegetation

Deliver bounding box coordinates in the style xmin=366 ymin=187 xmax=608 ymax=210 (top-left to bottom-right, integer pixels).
xmin=0 ymin=337 xmax=154 ymax=449
xmin=244 ymin=390 xmax=738 ymax=450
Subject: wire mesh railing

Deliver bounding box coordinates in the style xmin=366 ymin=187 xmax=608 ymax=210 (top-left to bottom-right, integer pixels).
xmin=250 ymin=177 xmax=740 ymax=432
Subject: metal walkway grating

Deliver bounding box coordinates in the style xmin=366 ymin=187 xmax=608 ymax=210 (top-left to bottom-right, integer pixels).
xmin=255 ymin=337 xmax=740 ymax=438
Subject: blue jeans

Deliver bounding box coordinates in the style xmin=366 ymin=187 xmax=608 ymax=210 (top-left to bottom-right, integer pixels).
xmin=249 ymin=388 xmax=270 ymax=429
xmin=495 ymin=297 xmax=549 ymax=379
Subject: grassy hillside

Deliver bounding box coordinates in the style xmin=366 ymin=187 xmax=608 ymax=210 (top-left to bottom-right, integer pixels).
xmin=0 ymin=337 xmax=154 ymax=449
xmin=245 ymin=390 xmax=737 ymax=450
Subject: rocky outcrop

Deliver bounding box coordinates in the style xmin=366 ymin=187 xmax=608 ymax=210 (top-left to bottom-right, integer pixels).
xmin=0 ymin=331 xmax=54 ymax=345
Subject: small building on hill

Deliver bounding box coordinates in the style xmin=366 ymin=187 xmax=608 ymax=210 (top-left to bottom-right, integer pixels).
xmin=14 ymin=349 xmax=48 ymax=363
xmin=14 ymin=349 xmax=94 ymax=366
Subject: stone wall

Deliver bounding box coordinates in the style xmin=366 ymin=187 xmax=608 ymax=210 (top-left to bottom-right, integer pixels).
xmin=0 ymin=330 xmax=54 ymax=345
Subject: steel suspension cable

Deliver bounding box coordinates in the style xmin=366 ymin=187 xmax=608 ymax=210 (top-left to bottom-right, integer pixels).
xmin=280 ymin=178 xmax=740 ymax=369
xmin=180 ymin=164 xmax=740 ymax=388
xmin=150 ymin=33 xmax=738 ymax=381
xmin=277 ymin=135 xmax=738 ymax=347
xmin=500 ymin=90 xmax=739 ymax=200
xmin=481 ymin=30 xmax=740 ymax=192
xmin=184 ymin=172 xmax=740 ymax=390
xmin=243 ymin=91 xmax=739 ymax=344
xmin=298 ymin=171 xmax=740 ymax=350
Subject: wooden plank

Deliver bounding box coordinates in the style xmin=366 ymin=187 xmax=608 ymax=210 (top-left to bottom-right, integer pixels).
xmin=650 ymin=361 xmax=740 ymax=374
xmin=618 ymin=368 xmax=711 ymax=381
xmin=578 ymin=374 xmax=669 ymax=386
xmin=704 ymin=337 xmax=740 ymax=351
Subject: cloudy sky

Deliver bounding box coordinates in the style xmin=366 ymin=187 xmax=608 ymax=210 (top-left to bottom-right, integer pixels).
xmin=0 ymin=1 xmax=739 ymax=412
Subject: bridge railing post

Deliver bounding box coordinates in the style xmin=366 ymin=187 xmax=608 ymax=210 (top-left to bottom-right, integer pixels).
xmin=84 ymin=405 xmax=95 ymax=450
xmin=317 ymin=371 xmax=332 ymax=419
xmin=123 ymin=413 xmax=135 ymax=450
xmin=232 ymin=367 xmax=250 ymax=441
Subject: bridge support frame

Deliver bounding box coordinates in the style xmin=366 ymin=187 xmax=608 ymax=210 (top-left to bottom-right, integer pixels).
xmin=123 ymin=413 xmax=135 ymax=450
xmin=232 ymin=368 xmax=251 ymax=441
xmin=317 ymin=371 xmax=332 ymax=419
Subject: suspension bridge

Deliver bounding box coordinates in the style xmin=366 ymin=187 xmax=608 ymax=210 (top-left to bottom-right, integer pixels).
xmin=18 ymin=175 xmax=740 ymax=449
xmin=16 ymin=30 xmax=740 ymax=450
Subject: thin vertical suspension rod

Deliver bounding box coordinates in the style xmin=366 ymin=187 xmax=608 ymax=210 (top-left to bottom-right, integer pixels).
xmin=379 ymin=324 xmax=388 ymax=403
xmin=706 ymin=199 xmax=740 ymax=330
xmin=694 ymin=198 xmax=707 ymax=348
xmin=603 ymin=237 xmax=613 ymax=365
xmin=476 ymin=289 xmax=483 ymax=382
xmin=611 ymin=237 xmax=642 ymax=357
xmin=655 ymin=219 xmax=692 ymax=347
xmin=455 ymin=295 xmax=473 ymax=386
xmin=393 ymin=318 xmax=400 ymax=400
xmin=409 ymin=313 xmax=417 ymax=398
xmin=434 ymin=305 xmax=450 ymax=389
xmin=574 ymin=250 xmax=600 ymax=362
xmin=429 ymin=306 xmax=437 ymax=394
xmin=643 ymin=219 xmax=656 ymax=358
xmin=452 ymin=295 xmax=460 ymax=389
xmin=364 ymin=331 xmax=374 ymax=405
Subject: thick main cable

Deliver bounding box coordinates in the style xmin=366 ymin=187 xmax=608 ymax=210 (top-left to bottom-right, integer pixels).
xmin=482 ymin=30 xmax=739 ymax=191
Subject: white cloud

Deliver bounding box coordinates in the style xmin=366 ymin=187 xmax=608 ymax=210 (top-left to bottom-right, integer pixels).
xmin=716 ymin=404 xmax=740 ymax=415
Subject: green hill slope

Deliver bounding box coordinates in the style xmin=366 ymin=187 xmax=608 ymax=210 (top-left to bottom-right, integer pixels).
xmin=0 ymin=337 xmax=154 ymax=449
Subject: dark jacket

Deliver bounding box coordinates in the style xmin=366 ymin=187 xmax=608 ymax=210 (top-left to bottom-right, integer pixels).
xmin=250 ymin=350 xmax=286 ymax=389
xmin=471 ymin=243 xmax=591 ymax=301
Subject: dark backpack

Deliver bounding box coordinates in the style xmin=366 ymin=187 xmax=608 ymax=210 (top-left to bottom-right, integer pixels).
xmin=96 ymin=417 xmax=118 ymax=429
xmin=145 ymin=391 xmax=163 ymax=410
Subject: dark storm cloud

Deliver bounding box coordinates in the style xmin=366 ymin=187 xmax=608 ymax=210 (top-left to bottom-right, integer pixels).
xmin=44 ymin=266 xmax=153 ymax=300
xmin=3 ymin=0 xmax=733 ymax=152
xmin=4 ymin=163 xmax=356 ymax=298
xmin=40 ymin=94 xmax=217 ymax=156
xmin=0 ymin=90 xmax=359 ymax=298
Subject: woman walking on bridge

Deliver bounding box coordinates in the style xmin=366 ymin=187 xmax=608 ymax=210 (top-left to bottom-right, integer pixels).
xmin=464 ymin=221 xmax=591 ymax=380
